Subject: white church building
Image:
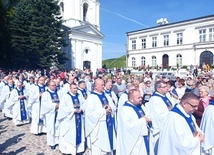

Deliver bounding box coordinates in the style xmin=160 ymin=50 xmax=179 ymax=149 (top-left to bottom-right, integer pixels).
xmin=126 ymin=15 xmax=214 ymax=69
xmin=59 ymin=0 xmax=104 ymax=73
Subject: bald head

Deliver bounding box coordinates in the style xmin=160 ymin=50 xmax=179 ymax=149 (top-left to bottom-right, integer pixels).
xmin=8 ymin=79 xmax=14 ymax=86
xmin=94 ymin=78 xmax=104 ymax=93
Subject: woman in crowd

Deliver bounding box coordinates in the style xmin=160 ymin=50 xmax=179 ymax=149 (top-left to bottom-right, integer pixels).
xmin=193 ymin=86 xmax=210 ymax=126
xmin=175 ymin=79 xmax=186 ymax=103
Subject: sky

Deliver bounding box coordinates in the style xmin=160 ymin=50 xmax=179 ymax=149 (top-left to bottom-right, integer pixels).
xmin=100 ymin=0 xmax=214 ymax=60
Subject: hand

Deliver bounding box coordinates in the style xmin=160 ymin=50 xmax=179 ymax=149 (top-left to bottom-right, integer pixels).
xmin=19 ymin=95 xmax=26 ymax=99
xmin=111 ymin=97 xmax=115 ymax=102
xmin=55 ymin=104 xmax=59 ymax=110
xmin=195 ymin=131 xmax=204 ymax=142
xmin=105 ymin=105 xmax=112 ymax=115
xmin=143 ymin=116 xmax=152 ymax=123
xmin=76 ymin=109 xmax=82 ymax=114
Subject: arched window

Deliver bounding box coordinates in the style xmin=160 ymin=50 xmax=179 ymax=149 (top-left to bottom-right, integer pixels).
xmin=59 ymin=2 xmax=64 ymax=19
xmin=60 ymin=2 xmax=64 ymax=12
xmin=152 ymin=56 xmax=156 ymax=66
xmin=83 ymin=3 xmax=89 ymax=21
xmin=176 ymin=54 xmax=182 ymax=66
xmin=132 ymin=57 xmax=136 ymax=67
xmin=141 ymin=56 xmax=146 ymax=66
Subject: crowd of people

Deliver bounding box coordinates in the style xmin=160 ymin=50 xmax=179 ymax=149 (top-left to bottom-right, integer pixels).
xmin=0 ymin=68 xmax=214 ymax=155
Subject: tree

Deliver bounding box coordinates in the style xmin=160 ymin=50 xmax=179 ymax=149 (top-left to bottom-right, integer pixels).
xmin=10 ymin=0 xmax=67 ymax=69
xmin=0 ymin=0 xmax=20 ymax=69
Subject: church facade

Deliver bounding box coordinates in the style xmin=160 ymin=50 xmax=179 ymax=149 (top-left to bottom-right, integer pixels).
xmin=59 ymin=0 xmax=104 ymax=73
xmin=126 ymin=15 xmax=214 ymax=69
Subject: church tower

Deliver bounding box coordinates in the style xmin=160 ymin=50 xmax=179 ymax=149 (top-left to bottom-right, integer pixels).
xmin=59 ymin=0 xmax=100 ymax=30
xmin=59 ymin=0 xmax=104 ymax=73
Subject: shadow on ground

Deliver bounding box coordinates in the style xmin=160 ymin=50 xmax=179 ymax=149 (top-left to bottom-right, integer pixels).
xmin=0 ymin=133 xmax=25 ymax=154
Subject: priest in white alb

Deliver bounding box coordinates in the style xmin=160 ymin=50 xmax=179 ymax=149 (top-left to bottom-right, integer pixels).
xmin=57 ymin=82 xmax=85 ymax=154
xmin=200 ymin=100 xmax=214 ymax=155
xmin=117 ymin=89 xmax=153 ymax=155
xmin=85 ymin=78 xmax=117 ymax=155
xmin=158 ymin=93 xmax=204 ymax=155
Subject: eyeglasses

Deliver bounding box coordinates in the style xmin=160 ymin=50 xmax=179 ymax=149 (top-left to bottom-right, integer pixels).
xmin=159 ymin=85 xmax=167 ymax=88
xmin=186 ymin=101 xmax=198 ymax=108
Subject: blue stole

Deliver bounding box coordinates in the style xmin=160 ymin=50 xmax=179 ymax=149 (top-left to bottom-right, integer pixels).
xmin=38 ymin=85 xmax=45 ymax=124
xmin=171 ymin=89 xmax=178 ymax=96
xmin=91 ymin=91 xmax=114 ymax=150
xmin=105 ymin=90 xmax=115 ymax=104
xmin=67 ymin=92 xmax=82 ymax=145
xmin=56 ymin=85 xmax=60 ymax=91
xmin=124 ymin=91 xmax=128 ymax=95
xmin=171 ymin=105 xmax=196 ymax=135
xmin=105 ymin=90 xmax=112 ymax=97
xmin=16 ymin=87 xmax=27 ymax=121
xmin=8 ymin=84 xmax=15 ymax=92
xmin=124 ymin=102 xmax=150 ymax=155
xmin=38 ymin=85 xmax=45 ymax=102
xmin=47 ymin=90 xmax=60 ymax=104
xmin=153 ymin=92 xmax=173 ymax=109
xmin=47 ymin=90 xmax=59 ymax=123
xmin=210 ymin=100 xmax=214 ymax=106
xmin=3 ymin=81 xmax=7 ymax=86
xmin=78 ymin=88 xmax=88 ymax=99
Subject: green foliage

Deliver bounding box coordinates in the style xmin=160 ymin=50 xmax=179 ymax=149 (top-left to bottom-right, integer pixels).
xmin=177 ymin=63 xmax=179 ymax=69
xmin=156 ymin=65 xmax=159 ymax=70
xmin=171 ymin=67 xmax=177 ymax=71
xmin=9 ymin=0 xmax=67 ymax=69
xmin=102 ymin=55 xmax=126 ymax=69
xmin=182 ymin=65 xmax=188 ymax=69
xmin=210 ymin=64 xmax=214 ymax=69
xmin=147 ymin=64 xmax=150 ymax=71
xmin=0 ymin=0 xmax=20 ymax=69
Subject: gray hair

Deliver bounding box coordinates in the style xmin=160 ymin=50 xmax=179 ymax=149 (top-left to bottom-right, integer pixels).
xmin=154 ymin=80 xmax=165 ymax=91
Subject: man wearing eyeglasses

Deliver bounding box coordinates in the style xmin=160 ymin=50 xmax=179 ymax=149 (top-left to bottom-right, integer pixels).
xmin=158 ymin=92 xmax=204 ymax=155
xmin=148 ymin=80 xmax=174 ymax=154
xmin=41 ymin=80 xmax=62 ymax=150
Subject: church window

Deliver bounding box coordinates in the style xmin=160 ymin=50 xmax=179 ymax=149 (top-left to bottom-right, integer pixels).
xmin=83 ymin=3 xmax=89 ymax=21
xmin=60 ymin=2 xmax=64 ymax=12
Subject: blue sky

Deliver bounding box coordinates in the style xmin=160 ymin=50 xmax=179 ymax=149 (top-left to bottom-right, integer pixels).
xmin=100 ymin=0 xmax=214 ymax=60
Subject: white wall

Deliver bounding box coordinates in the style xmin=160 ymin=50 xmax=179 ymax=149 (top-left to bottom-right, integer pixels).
xmin=127 ymin=16 xmax=214 ymax=68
